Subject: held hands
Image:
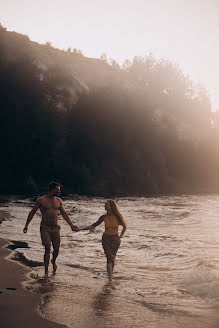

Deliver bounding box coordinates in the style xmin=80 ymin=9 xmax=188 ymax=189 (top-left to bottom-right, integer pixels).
xmin=72 ymin=226 xmax=85 ymax=232
xmin=23 ymin=224 xmax=93 ymax=233
xmin=71 ymin=225 xmax=79 ymax=232
xmin=78 ymin=226 xmax=95 ymax=233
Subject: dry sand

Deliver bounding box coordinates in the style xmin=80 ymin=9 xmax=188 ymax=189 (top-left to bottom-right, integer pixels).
xmin=0 ymin=237 xmax=66 ymax=328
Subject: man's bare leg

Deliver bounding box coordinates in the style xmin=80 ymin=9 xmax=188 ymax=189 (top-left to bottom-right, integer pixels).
xmin=51 ymin=249 xmax=59 ymax=274
xmin=51 ymin=259 xmax=57 ymax=274
xmin=51 ymin=239 xmax=60 ymax=274
xmin=44 ymin=245 xmax=51 ymax=277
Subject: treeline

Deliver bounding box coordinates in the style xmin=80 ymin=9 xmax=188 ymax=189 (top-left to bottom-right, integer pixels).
xmin=0 ymin=24 xmax=219 ymax=196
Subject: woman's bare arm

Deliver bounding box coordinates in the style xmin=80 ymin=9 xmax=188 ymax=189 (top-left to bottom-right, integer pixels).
xmin=80 ymin=214 xmax=106 ymax=231
xmin=119 ymin=220 xmax=127 ymax=238
xmin=119 ymin=226 xmax=126 ymax=238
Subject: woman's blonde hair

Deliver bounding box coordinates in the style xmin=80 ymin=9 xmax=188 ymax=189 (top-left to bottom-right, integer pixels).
xmin=107 ymin=199 xmax=127 ymax=228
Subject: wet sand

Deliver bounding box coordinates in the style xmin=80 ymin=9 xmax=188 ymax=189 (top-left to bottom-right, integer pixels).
xmin=0 ymin=237 xmax=65 ymax=328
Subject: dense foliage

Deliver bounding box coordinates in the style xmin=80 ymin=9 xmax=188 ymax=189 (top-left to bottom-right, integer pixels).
xmin=0 ymin=25 xmax=218 ymax=196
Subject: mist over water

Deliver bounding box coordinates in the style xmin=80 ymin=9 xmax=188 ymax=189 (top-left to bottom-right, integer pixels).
xmin=2 ymin=195 xmax=219 ymax=327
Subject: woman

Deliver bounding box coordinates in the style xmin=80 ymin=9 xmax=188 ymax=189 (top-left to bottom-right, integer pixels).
xmin=80 ymin=199 xmax=127 ymax=285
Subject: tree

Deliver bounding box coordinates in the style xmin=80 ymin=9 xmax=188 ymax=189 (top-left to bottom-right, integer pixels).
xmin=0 ymin=23 xmax=6 ymax=31
xmin=100 ymin=53 xmax=107 ymax=63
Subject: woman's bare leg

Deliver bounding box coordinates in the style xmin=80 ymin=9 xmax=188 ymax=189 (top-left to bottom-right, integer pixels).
xmin=107 ymin=262 xmax=113 ymax=284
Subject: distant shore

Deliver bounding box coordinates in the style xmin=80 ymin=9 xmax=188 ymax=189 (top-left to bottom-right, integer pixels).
xmin=0 ymin=237 xmax=65 ymax=328
xmin=1 ymin=187 xmax=219 ymax=203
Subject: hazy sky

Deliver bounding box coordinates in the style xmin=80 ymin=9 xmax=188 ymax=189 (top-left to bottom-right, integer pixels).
xmin=1 ymin=0 xmax=219 ymax=110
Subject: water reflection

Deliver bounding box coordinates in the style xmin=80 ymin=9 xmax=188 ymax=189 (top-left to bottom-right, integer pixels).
xmin=93 ymin=283 xmax=112 ymax=316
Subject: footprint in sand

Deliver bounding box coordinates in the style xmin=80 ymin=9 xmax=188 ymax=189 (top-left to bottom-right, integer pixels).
xmin=0 ymin=290 xmax=3 ymax=294
xmin=6 ymin=288 xmax=16 ymax=291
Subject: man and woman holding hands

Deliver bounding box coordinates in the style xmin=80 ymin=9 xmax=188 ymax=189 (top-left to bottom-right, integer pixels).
xmin=23 ymin=182 xmax=127 ymax=285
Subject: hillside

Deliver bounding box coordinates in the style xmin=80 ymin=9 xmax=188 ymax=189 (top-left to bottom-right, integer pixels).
xmin=0 ymin=24 xmax=218 ymax=196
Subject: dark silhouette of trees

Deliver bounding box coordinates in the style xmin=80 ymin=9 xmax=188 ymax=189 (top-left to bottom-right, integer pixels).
xmin=0 ymin=24 xmax=218 ymax=196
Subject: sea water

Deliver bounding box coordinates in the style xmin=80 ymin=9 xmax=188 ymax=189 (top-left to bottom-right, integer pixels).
xmin=1 ymin=195 xmax=219 ymax=328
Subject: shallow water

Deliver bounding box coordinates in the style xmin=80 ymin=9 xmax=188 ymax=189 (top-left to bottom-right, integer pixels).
xmin=1 ymin=195 xmax=219 ymax=327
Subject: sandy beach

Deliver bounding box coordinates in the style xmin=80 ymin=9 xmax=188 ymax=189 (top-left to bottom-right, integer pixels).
xmin=0 ymin=237 xmax=65 ymax=328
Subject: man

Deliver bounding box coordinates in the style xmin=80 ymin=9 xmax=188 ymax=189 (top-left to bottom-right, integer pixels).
xmin=23 ymin=182 xmax=78 ymax=277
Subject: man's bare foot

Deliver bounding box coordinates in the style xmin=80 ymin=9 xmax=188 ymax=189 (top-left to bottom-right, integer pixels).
xmin=44 ymin=269 xmax=49 ymax=279
xmin=51 ymin=259 xmax=57 ymax=274
xmin=109 ymin=280 xmax=116 ymax=290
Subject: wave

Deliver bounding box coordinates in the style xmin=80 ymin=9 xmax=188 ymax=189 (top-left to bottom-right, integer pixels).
xmin=0 ymin=209 xmax=12 ymax=223
xmin=195 ymin=258 xmax=217 ymax=269
xmin=180 ymin=268 xmax=219 ymax=300
xmin=12 ymin=251 xmax=43 ymax=267
xmin=135 ymin=300 xmax=194 ymax=317
xmin=178 ymin=211 xmax=190 ymax=217
xmin=136 ymin=265 xmax=172 ymax=272
xmin=137 ymin=260 xmax=196 ymax=271
xmin=154 ymin=252 xmax=186 ymax=258
xmin=137 ymin=244 xmax=151 ymax=250
xmin=7 ymin=240 xmax=43 ymax=267
xmin=66 ymin=263 xmax=103 ymax=276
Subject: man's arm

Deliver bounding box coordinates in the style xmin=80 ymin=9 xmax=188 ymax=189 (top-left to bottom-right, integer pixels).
xmin=23 ymin=200 xmax=40 ymax=233
xmin=60 ymin=201 xmax=78 ymax=231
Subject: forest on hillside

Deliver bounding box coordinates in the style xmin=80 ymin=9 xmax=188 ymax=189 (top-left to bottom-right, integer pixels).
xmin=1 ymin=24 xmax=219 ymax=196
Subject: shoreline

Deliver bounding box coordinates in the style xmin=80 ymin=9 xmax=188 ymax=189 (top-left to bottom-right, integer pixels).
xmin=1 ymin=188 xmax=219 ymax=201
xmin=0 ymin=237 xmax=66 ymax=328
